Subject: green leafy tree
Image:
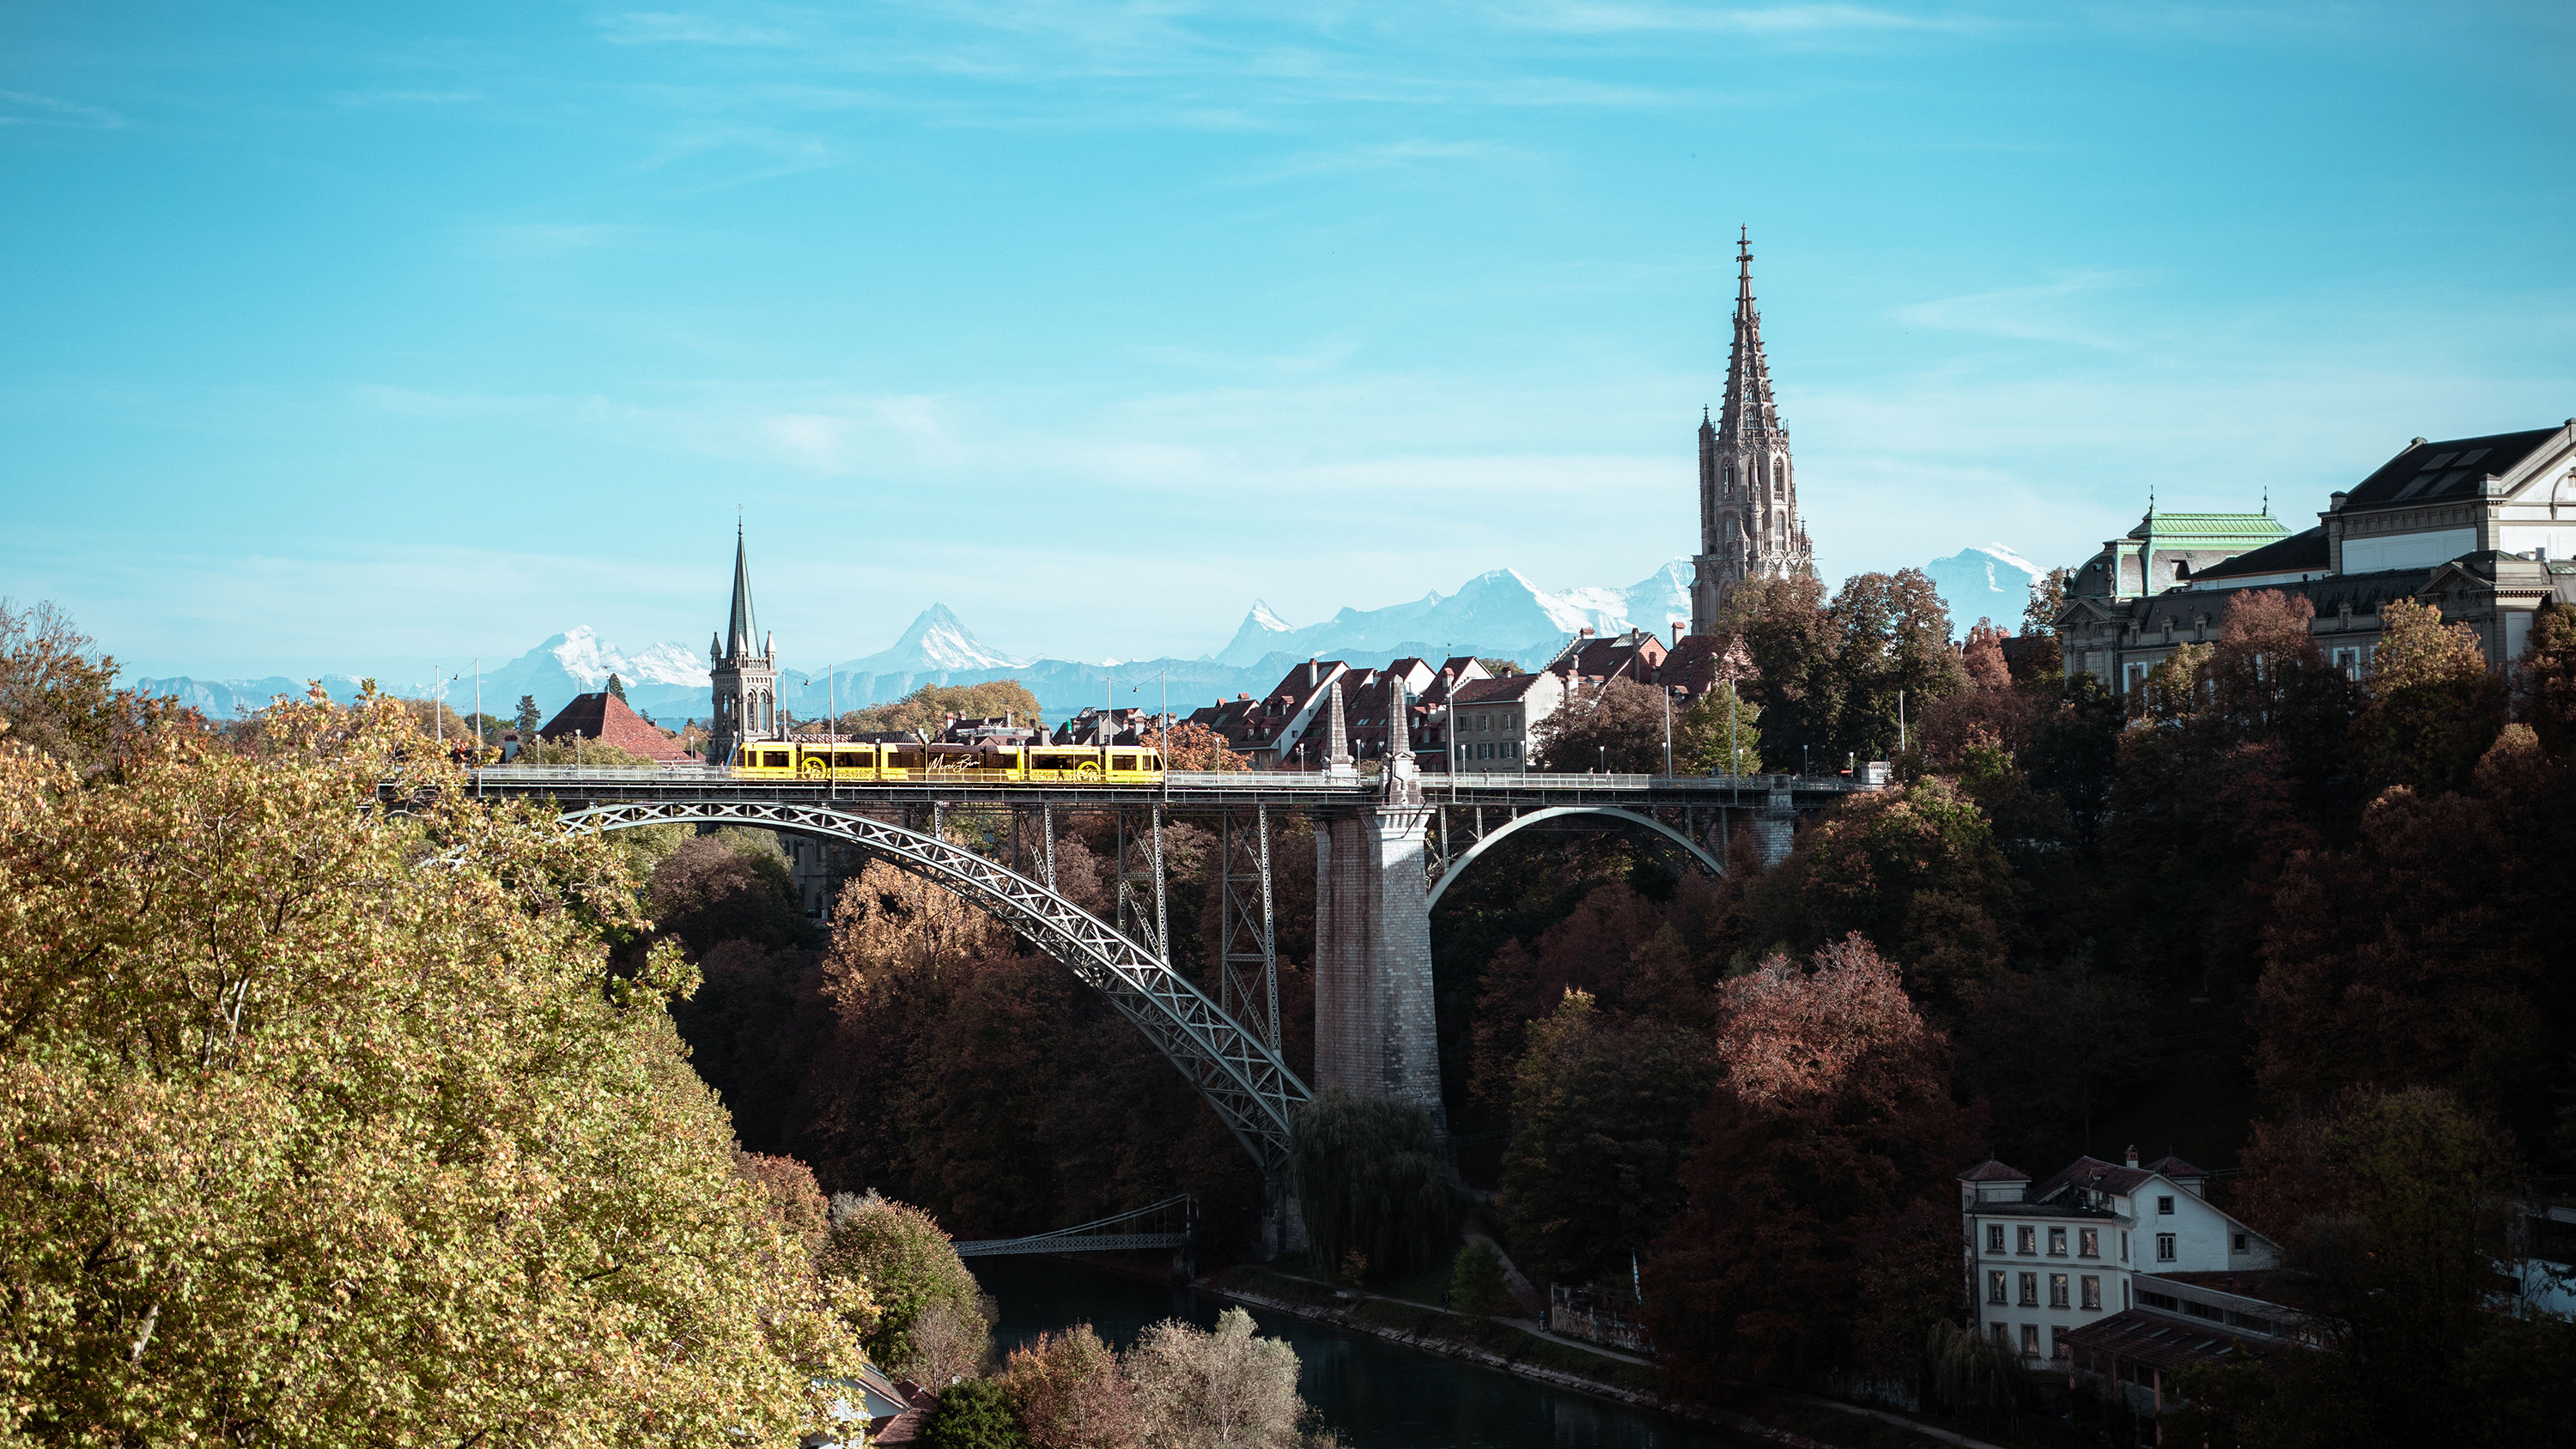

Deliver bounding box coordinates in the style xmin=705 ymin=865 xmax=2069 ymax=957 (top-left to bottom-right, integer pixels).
xmin=515 ymin=692 xmax=542 ymax=732
xmin=1498 ymin=990 xmax=1716 ymax=1288
xmin=1679 ymin=681 xmax=1763 ymax=775
xmin=1474 ymin=658 xmax=1522 ymax=677
xmin=1448 ymin=1240 xmax=1513 ymax=1319
xmin=606 ymin=671 xmax=628 ymax=701
xmin=0 ymin=688 xmax=871 ymax=1442
xmin=921 ymin=1376 xmax=1032 ymax=1449
xmin=817 ymin=1191 xmax=984 ymax=1373
xmin=2016 ymin=567 xmax=2074 ymax=680
xmin=1826 ymin=568 xmax=1967 ymax=766
xmin=1287 ymin=1091 xmax=1456 ymax=1282
xmin=1719 ymin=573 xmax=1842 ymax=772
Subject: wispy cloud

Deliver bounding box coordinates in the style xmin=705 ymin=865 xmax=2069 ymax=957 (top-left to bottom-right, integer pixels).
xmin=1503 ymin=3 xmax=1986 ymax=35
xmin=1224 ymin=137 xmax=1522 ymax=185
xmin=1893 ymin=270 xmax=2145 ymax=349
xmin=331 ymin=88 xmax=489 ymax=108
xmin=598 ymin=11 xmax=795 ymax=46
xmin=456 ymin=222 xmax=645 ymax=259
xmin=0 ymin=90 xmax=126 ymax=130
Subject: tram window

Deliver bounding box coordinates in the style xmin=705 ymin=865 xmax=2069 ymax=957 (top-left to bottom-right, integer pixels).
xmin=1112 ymin=755 xmax=1138 ymax=771
xmin=888 ymin=747 xmax=925 ymax=771
xmin=761 ymin=751 xmax=790 ymax=768
xmin=834 ymin=751 xmax=869 ymax=769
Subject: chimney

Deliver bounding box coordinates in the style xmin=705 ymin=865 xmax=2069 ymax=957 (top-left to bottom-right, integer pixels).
xmin=1578 ymin=626 xmax=1595 ymax=637
xmin=1306 ymin=658 xmax=1320 ymax=688
xmin=2124 ymin=1145 xmax=2140 ymax=1169
xmin=1672 ymin=621 xmax=1685 ymax=648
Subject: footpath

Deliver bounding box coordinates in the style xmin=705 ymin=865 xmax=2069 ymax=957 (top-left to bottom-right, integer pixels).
xmin=1196 ymin=1263 xmax=2012 ymax=1449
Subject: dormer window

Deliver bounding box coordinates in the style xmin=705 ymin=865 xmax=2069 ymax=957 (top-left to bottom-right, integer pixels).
xmin=2158 ymin=1196 xmax=2176 ymax=1216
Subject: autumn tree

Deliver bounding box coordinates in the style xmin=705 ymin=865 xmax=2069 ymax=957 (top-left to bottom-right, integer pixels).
xmin=1645 ymin=936 xmax=1980 ymax=1391
xmin=841 ymin=679 xmax=1045 ymax=738
xmin=1145 ymin=720 xmax=1249 ymax=771
xmin=0 ymin=688 xmax=871 ymax=1442
xmin=2196 ymin=1088 xmax=2576 ymax=1448
xmin=997 ymin=1324 xmax=1145 ymax=1449
xmin=0 ymin=597 xmax=197 ymax=774
xmin=651 ymin=828 xmax=814 ymax=952
xmin=736 ymin=1150 xmax=835 ymax=1259
xmin=1762 ymin=777 xmax=2018 ymax=1014
xmin=1529 ymin=676 xmax=1679 ymax=773
xmin=816 ymin=1191 xmax=986 ymax=1377
xmin=1126 ymin=1308 xmax=1308 ymax=1449
xmin=1498 ymin=991 xmax=1716 ymax=1288
xmin=1961 ymin=618 xmax=2012 ymax=691
xmin=2517 ymin=597 xmax=2576 ymax=758
xmin=2353 ymin=597 xmax=2503 ymax=797
xmin=1718 ymin=573 xmax=1843 ymax=772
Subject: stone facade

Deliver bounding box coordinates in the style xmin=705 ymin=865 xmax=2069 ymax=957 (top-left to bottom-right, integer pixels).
xmin=1691 ymin=229 xmax=1816 ymax=636
xmin=2060 ymin=422 xmax=2576 ymax=690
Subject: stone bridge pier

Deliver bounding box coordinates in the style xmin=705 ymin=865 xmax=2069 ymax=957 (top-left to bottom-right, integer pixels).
xmin=1312 ymin=804 xmax=1444 ymax=1125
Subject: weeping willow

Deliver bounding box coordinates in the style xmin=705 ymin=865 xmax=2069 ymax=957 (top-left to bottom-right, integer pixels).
xmin=1288 ymin=1089 xmax=1459 ymax=1280
xmin=1925 ymin=1319 xmax=2036 ymax=1421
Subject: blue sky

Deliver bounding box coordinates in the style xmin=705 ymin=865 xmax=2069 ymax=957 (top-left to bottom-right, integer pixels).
xmin=3 ymin=2 xmax=2569 ymax=680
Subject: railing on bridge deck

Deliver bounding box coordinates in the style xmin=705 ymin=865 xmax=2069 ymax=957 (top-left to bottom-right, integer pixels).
xmin=460 ymin=765 xmax=1868 ymax=793
xmin=950 ymin=1193 xmax=1194 ymax=1258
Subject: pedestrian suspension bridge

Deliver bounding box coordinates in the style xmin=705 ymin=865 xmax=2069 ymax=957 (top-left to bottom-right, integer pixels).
xmin=951 ymin=1193 xmax=1194 ymax=1258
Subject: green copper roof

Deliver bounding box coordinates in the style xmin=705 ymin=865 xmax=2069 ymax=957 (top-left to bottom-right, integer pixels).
xmin=2123 ymin=509 xmax=2290 ymax=549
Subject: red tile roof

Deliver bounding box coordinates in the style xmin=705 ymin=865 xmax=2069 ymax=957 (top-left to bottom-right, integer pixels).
xmin=2145 ymin=1155 xmax=2207 ymax=1180
xmin=537 ymin=692 xmax=690 ymax=761
xmin=2031 ymin=1155 xmax=2158 ymax=1202
xmin=1958 ymin=1159 xmax=2031 ymax=1183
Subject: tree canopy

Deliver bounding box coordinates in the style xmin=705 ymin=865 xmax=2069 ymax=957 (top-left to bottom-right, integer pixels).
xmin=0 ymin=687 xmax=871 ymax=1444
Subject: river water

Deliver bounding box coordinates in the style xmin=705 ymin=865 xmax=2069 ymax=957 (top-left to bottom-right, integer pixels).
xmin=966 ymin=1257 xmax=1751 ymax=1449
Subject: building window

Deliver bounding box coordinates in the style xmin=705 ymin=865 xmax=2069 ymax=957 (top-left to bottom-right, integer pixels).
xmin=2050 ymin=1273 xmax=2070 ymax=1309
xmin=2121 ymin=1231 xmax=2129 ymax=1263
xmin=2017 ymin=1226 xmax=2037 ymax=1255
xmin=1987 ymin=1225 xmax=2006 ymax=1254
xmin=2158 ymin=1196 xmax=2175 ymax=1216
xmin=2157 ymin=1233 xmax=2177 ymax=1263
xmin=2048 ymin=1228 xmax=2067 ymax=1257
xmin=2020 ymin=1324 xmax=2040 ymax=1358
xmin=2080 ymin=1228 xmax=2099 ymax=1258
xmin=1992 ymin=1324 xmax=2011 ymax=1349
xmin=2233 ymin=1232 xmax=2248 ymax=1252
xmin=2081 ymin=1276 xmax=2101 ymax=1310
xmin=2018 ymin=1272 xmax=2038 ymax=1307
xmin=1988 ymin=1270 xmax=2008 ymax=1305
xmin=2050 ymin=1325 xmax=2070 ymax=1361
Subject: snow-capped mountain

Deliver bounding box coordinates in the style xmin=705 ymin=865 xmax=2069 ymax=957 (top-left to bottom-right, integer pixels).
xmin=132 ymin=673 xmax=374 ymax=718
xmin=471 ymin=627 xmax=710 ymax=724
xmin=1922 ymin=544 xmax=2044 ymax=637
xmin=1212 ymin=561 xmax=1697 ymax=670
xmin=826 ymin=604 xmax=1028 ymax=676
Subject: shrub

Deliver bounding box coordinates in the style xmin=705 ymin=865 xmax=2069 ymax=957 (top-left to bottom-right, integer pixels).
xmin=1127 ymin=1307 xmax=1307 ymax=1449
xmin=1449 ymin=1240 xmax=1513 ymax=1318
xmin=920 ymin=1375 xmax=1031 ymax=1449
xmin=817 ymin=1191 xmax=985 ymax=1374
xmin=997 ymin=1323 xmax=1143 ymax=1449
xmin=1287 ymin=1089 xmax=1457 ymax=1282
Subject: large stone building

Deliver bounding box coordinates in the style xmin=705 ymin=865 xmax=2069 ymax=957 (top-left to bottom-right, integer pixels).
xmin=2059 ymin=422 xmax=2576 ymax=690
xmin=1690 ymin=230 xmax=1817 ymax=636
xmin=706 ymin=526 xmax=779 ymax=767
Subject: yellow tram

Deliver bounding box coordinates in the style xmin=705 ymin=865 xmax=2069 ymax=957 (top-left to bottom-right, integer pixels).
xmin=726 ymin=739 xmax=1164 ymax=784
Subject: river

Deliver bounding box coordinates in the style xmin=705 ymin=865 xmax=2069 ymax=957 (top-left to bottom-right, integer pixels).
xmin=966 ymin=1256 xmax=1753 ymax=1449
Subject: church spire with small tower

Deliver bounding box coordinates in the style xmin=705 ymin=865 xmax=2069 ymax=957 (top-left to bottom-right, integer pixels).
xmin=707 ymin=522 xmax=779 ymax=767
xmin=1690 ymin=229 xmax=1816 ymax=636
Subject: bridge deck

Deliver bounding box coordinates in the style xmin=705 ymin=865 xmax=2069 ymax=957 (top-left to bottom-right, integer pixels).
xmin=953 ymin=1232 xmax=1190 ymax=1257
xmin=457 ymin=767 xmax=1872 ymax=810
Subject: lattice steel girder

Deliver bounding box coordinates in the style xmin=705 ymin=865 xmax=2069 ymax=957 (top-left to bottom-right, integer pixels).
xmin=1217 ymin=806 xmax=1279 ymax=1054
xmin=556 ymin=798 xmax=1308 ymax=1168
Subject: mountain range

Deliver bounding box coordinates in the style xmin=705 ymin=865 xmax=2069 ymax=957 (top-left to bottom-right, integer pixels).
xmin=137 ymin=551 xmax=2048 ymax=725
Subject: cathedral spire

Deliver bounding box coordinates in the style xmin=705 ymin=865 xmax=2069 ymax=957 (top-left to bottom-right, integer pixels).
xmin=1718 ymin=227 xmax=1781 ymax=440
xmin=725 ymin=522 xmax=760 ymax=660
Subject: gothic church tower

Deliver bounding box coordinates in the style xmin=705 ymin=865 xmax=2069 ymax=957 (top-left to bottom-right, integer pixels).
xmin=1690 ymin=230 xmax=1816 ymax=636
xmin=707 ymin=524 xmax=778 ymax=767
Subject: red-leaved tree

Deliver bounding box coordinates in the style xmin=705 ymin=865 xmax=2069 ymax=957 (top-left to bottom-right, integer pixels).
xmin=1645 ymin=934 xmax=1981 ymax=1393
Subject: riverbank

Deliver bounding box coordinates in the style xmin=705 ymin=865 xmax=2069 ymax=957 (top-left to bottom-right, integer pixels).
xmin=1198 ymin=1264 xmax=2004 ymax=1449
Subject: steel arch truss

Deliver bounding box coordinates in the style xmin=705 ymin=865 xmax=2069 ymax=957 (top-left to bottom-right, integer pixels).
xmin=1425 ymin=803 xmax=1726 ymax=910
xmin=560 ymin=798 xmax=1309 ymax=1168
